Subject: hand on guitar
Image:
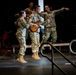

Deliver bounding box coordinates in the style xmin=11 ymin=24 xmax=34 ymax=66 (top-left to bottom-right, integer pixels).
xmin=29 ymin=24 xmax=41 ymax=32
xmin=29 ymin=20 xmax=41 ymax=32
xmin=33 ymin=24 xmax=39 ymax=27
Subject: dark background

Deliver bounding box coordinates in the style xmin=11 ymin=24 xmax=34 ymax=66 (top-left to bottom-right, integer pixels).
xmin=0 ymin=0 xmax=76 ymax=45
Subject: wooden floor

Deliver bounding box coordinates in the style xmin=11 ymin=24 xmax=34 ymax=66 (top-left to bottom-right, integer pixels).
xmin=0 ymin=47 xmax=76 ymax=75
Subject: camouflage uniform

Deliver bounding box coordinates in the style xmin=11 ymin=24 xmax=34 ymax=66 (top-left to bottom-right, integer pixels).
xmin=40 ymin=8 xmax=65 ymax=43
xmin=29 ymin=13 xmax=44 ymax=53
xmin=24 ymin=8 xmax=33 ymax=15
xmin=15 ymin=17 xmax=28 ymax=56
xmin=24 ymin=8 xmax=33 ymax=39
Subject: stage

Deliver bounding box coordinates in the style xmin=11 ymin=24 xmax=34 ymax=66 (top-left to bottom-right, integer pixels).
xmin=0 ymin=48 xmax=76 ymax=75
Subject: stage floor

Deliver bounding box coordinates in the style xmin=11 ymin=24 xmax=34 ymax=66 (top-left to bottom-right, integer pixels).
xmin=0 ymin=49 xmax=76 ymax=75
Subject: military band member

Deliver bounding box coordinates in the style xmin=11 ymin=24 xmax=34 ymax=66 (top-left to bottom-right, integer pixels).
xmin=40 ymin=5 xmax=69 ymax=44
xmin=24 ymin=2 xmax=34 ymax=39
xmin=15 ymin=11 xmax=29 ymax=63
xmin=24 ymin=2 xmax=34 ymax=17
xmin=29 ymin=5 xmax=44 ymax=60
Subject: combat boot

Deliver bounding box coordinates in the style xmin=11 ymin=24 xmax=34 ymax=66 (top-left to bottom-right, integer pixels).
xmin=17 ymin=55 xmax=27 ymax=63
xmin=32 ymin=52 xmax=40 ymax=60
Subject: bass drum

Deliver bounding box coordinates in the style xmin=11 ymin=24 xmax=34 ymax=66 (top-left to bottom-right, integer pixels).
xmin=69 ymin=40 xmax=76 ymax=54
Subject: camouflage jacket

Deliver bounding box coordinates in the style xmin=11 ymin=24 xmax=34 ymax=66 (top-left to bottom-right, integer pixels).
xmin=15 ymin=17 xmax=28 ymax=37
xmin=40 ymin=8 xmax=65 ymax=27
xmin=29 ymin=13 xmax=44 ymax=32
xmin=24 ymin=7 xmax=33 ymax=15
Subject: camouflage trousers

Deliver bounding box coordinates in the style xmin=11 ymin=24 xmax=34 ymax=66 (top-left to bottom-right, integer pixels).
xmin=30 ymin=32 xmax=40 ymax=53
xmin=42 ymin=27 xmax=57 ymax=43
xmin=16 ymin=35 xmax=26 ymax=56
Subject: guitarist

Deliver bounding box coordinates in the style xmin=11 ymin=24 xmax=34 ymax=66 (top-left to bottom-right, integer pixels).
xmin=29 ymin=5 xmax=44 ymax=60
